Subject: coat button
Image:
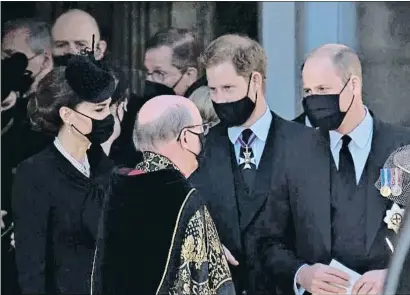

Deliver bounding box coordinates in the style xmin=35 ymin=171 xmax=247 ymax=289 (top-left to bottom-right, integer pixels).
xmin=241 ymin=290 xmax=248 ymax=295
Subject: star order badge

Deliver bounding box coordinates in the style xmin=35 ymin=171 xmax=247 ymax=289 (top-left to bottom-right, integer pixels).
xmin=383 ymin=203 xmax=405 ymax=234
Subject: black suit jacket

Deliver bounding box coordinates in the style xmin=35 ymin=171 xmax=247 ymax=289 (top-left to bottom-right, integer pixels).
xmin=253 ymin=119 xmax=410 ymax=293
xmin=293 ymin=112 xmax=306 ymax=124
xmin=191 ymin=112 xmax=311 ymax=294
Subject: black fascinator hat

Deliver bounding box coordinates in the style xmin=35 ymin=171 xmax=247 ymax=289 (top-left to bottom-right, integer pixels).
xmin=65 ymin=52 xmax=116 ymax=104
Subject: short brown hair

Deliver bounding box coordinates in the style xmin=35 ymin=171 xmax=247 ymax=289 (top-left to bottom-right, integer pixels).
xmin=146 ymin=28 xmax=200 ymax=70
xmin=200 ymin=34 xmax=267 ymax=79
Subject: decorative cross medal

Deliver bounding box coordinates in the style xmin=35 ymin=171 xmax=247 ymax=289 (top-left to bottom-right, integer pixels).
xmin=380 ymin=168 xmax=392 ymax=198
xmin=384 ymin=203 xmax=405 ymax=234
xmin=391 ymin=167 xmax=403 ymax=197
xmin=238 ymin=133 xmax=257 ymax=170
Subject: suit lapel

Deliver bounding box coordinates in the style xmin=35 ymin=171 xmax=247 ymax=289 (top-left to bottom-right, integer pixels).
xmin=310 ymin=130 xmax=332 ymax=252
xmin=205 ymin=126 xmax=242 ymax=248
xmin=365 ymin=120 xmax=393 ymax=252
xmin=240 ymin=113 xmax=281 ymax=231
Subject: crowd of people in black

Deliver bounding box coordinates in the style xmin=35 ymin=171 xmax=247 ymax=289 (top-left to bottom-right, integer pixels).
xmin=1 ymin=7 xmax=410 ymax=295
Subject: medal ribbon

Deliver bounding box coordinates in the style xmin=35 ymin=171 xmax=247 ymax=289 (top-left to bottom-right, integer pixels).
xmin=237 ymin=133 xmax=257 ymax=149
xmin=381 ymin=168 xmax=391 ymax=188
xmin=391 ymin=168 xmax=397 ymax=187
xmin=395 ymin=168 xmax=402 ymax=186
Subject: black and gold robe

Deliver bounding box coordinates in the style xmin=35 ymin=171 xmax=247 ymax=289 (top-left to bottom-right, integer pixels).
xmin=91 ymin=151 xmax=235 ymax=295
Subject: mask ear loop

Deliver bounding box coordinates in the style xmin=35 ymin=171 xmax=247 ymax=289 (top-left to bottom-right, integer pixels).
xmin=340 ymin=77 xmax=355 ymax=114
xmin=171 ymin=69 xmax=187 ymax=90
xmin=247 ymin=73 xmax=259 ymax=105
xmin=245 ymin=73 xmax=253 ymax=97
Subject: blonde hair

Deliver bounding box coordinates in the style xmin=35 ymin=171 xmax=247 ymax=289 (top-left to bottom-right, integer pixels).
xmin=188 ymin=86 xmax=220 ymax=127
xmin=200 ymin=34 xmax=267 ymax=80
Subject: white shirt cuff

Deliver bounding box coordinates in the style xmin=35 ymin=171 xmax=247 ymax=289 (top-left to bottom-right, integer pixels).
xmin=293 ymin=264 xmax=308 ymax=295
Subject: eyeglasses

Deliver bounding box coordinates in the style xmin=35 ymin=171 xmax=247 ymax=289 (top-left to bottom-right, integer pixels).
xmin=177 ymin=122 xmax=211 ymax=141
xmin=140 ymin=66 xmax=186 ymax=84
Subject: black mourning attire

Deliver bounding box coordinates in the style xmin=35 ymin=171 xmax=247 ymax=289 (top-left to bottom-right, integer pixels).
xmin=254 ymin=119 xmax=410 ymax=294
xmin=91 ymin=151 xmax=235 ymax=295
xmin=293 ymin=112 xmax=306 ymax=125
xmin=12 ymin=55 xmax=116 ymax=294
xmin=190 ymin=111 xmax=310 ymax=295
xmin=12 ymin=144 xmax=113 ymax=294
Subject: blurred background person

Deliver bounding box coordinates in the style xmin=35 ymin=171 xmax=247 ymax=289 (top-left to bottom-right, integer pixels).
xmin=188 ymin=85 xmax=220 ymax=128
xmin=12 ymin=56 xmax=118 ymax=295
xmin=111 ymin=27 xmax=207 ymax=167
xmin=1 ymin=18 xmax=54 ymax=163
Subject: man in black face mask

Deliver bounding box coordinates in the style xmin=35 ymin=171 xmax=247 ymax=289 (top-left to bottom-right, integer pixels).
xmin=257 ymin=44 xmax=410 ymax=295
xmin=91 ymin=95 xmax=236 ymax=295
xmin=189 ymin=34 xmax=312 ymax=295
xmin=113 ymin=28 xmax=207 ymax=167
xmin=51 ymin=9 xmax=107 ymax=66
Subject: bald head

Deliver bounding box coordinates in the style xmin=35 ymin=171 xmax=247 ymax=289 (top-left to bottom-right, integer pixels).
xmin=134 ymin=95 xmax=202 ymax=151
xmin=138 ymin=95 xmax=200 ymax=125
xmin=304 ymin=43 xmax=362 ymax=82
xmin=52 ymin=9 xmax=106 ymax=59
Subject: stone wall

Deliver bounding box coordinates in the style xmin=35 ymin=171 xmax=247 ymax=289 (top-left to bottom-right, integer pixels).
xmin=357 ymin=2 xmax=410 ymax=126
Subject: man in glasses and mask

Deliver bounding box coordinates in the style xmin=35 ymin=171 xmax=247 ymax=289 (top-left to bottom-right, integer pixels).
xmin=189 ymin=34 xmax=311 ymax=295
xmin=91 ymin=95 xmax=235 ymax=295
xmin=113 ymin=27 xmax=207 ymax=167
xmin=257 ymin=44 xmax=410 ymax=295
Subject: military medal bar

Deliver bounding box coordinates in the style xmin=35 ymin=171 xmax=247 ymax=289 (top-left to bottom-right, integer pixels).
xmin=391 ymin=167 xmax=403 ymax=197
xmin=380 ymin=168 xmax=392 ymax=197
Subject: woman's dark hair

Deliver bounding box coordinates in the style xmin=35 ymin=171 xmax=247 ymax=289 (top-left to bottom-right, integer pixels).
xmin=28 ymin=66 xmax=83 ymax=135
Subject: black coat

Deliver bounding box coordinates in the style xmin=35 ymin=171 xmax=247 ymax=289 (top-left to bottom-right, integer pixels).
xmin=253 ymin=119 xmax=410 ymax=294
xmin=12 ymin=144 xmax=113 ymax=294
xmin=191 ymin=112 xmax=311 ymax=295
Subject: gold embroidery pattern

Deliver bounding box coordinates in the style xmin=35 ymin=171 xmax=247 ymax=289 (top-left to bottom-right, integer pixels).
xmin=136 ymin=151 xmax=180 ymax=173
xmin=204 ymin=207 xmax=232 ymax=291
xmin=169 ymin=205 xmax=232 ymax=295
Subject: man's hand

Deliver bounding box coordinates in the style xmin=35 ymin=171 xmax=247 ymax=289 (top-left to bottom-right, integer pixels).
xmin=352 ymin=269 xmax=386 ymax=295
xmin=1 ymin=210 xmax=7 ymax=229
xmin=298 ymin=263 xmax=350 ymax=294
xmin=222 ymin=245 xmax=239 ymax=266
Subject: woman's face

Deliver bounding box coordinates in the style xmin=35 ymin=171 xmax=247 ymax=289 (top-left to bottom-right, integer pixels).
xmin=68 ymin=97 xmax=112 ymax=136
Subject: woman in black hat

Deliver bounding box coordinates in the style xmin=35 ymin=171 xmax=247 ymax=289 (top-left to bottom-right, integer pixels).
xmin=12 ymin=55 xmax=117 ymax=295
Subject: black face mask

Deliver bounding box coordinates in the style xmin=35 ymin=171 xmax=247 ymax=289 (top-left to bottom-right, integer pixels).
xmin=2 ymin=53 xmax=35 ymax=98
xmin=143 ymin=80 xmax=176 ymax=102
xmin=142 ymin=71 xmax=185 ymax=101
xmin=71 ymin=110 xmax=115 ymax=144
xmin=302 ymin=79 xmax=354 ymax=131
xmin=53 ymin=54 xmax=76 ymax=67
xmin=185 ymin=130 xmax=206 ymax=167
xmin=212 ymin=74 xmax=257 ymax=127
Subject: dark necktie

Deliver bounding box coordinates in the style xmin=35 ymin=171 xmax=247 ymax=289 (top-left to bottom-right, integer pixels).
xmin=239 ymin=129 xmax=256 ymax=191
xmin=338 ymin=135 xmax=356 ymax=187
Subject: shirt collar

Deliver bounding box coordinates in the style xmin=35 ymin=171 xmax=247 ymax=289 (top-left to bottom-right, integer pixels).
xmin=329 ymin=106 xmax=373 ymax=151
xmin=228 ymin=107 xmax=272 ymax=144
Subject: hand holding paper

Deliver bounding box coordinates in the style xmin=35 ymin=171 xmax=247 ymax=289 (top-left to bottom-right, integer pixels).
xmin=329 ymin=260 xmax=361 ymax=294
xmin=297 ymin=262 xmax=350 ymax=294
xmin=351 ymin=269 xmax=387 ymax=295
